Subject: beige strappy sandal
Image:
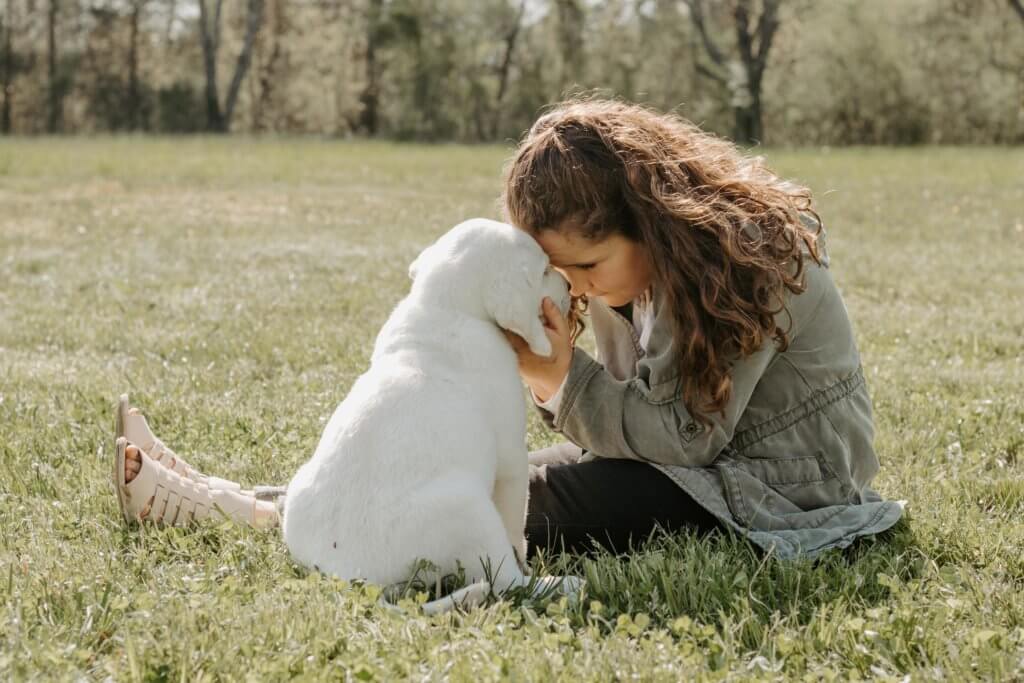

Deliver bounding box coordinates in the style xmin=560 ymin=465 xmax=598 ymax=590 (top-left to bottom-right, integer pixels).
xmin=116 ymin=394 xmax=242 ymax=493
xmin=113 ymin=437 xmax=278 ymax=529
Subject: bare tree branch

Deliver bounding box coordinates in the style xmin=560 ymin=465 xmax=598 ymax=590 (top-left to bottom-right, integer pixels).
xmin=213 ymin=0 xmax=223 ymax=52
xmin=682 ymin=0 xmax=726 ymax=67
xmin=199 ymin=0 xmax=265 ymax=132
xmin=734 ymin=0 xmax=753 ymax=70
xmin=754 ymin=0 xmax=780 ymax=78
xmin=696 ymin=61 xmax=727 ymax=85
xmin=223 ymin=0 xmax=265 ymax=126
xmin=1009 ymin=0 xmax=1024 ymax=24
xmin=494 ymin=0 xmax=527 ymax=135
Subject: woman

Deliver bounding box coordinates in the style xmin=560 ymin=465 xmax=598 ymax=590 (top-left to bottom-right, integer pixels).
xmin=503 ymin=98 xmax=902 ymax=559
xmin=115 ymin=98 xmax=903 ymax=560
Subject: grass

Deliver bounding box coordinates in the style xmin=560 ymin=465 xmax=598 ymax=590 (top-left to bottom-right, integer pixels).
xmin=1 ymin=137 xmax=1022 ymax=681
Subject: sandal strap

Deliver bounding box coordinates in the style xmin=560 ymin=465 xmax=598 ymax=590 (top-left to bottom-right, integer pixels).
xmin=151 ymin=459 xmax=274 ymax=527
xmin=121 ymin=445 xmax=276 ymax=528
xmin=126 ymin=413 xmax=203 ymax=481
xmin=149 ymin=465 xmax=211 ymax=526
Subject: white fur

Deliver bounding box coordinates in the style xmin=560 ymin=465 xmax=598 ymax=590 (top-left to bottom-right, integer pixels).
xmin=282 ymin=218 xmax=572 ymax=600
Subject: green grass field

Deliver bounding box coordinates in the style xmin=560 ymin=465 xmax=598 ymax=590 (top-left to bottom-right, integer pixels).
xmin=1 ymin=138 xmax=1022 ymax=681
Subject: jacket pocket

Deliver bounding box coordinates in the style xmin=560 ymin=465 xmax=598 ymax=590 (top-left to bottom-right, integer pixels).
xmin=716 ymin=453 xmax=849 ymax=531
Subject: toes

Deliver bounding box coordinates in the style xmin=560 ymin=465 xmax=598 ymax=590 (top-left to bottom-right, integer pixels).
xmin=124 ymin=445 xmax=142 ymax=483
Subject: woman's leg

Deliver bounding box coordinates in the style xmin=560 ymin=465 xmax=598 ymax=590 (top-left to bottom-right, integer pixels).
xmin=525 ymin=457 xmax=720 ymax=557
xmin=121 ymin=444 xmax=279 ymax=528
xmin=118 ymin=396 xmax=287 ymax=525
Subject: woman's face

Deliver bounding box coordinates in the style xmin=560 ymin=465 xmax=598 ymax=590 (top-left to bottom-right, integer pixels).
xmin=533 ymin=224 xmax=654 ymax=308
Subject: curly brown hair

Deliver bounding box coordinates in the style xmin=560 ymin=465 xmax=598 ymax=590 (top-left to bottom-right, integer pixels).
xmin=501 ymin=97 xmax=823 ymax=425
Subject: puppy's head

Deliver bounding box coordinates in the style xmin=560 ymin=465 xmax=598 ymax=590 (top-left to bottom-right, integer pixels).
xmin=408 ymin=218 xmax=569 ymax=357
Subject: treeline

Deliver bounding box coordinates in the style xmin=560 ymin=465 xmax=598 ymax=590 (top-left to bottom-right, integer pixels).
xmin=1 ymin=0 xmax=1022 ymax=145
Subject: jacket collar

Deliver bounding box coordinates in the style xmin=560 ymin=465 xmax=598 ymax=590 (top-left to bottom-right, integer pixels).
xmin=588 ymin=285 xmax=682 ymax=403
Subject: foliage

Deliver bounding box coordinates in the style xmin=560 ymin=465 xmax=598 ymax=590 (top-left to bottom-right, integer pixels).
xmin=0 ymin=0 xmax=1021 ymax=143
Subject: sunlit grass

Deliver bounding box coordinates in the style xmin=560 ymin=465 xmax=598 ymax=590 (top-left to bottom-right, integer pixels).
xmin=1 ymin=138 xmax=1022 ymax=680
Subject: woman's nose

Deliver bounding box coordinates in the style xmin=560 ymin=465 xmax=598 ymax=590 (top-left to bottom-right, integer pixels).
xmin=562 ymin=271 xmax=588 ymax=298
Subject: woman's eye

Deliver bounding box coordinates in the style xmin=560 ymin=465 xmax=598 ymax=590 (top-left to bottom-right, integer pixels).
xmin=577 ymin=263 xmax=596 ymax=270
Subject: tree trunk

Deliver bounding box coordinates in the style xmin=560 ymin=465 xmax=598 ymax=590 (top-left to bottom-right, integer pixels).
xmin=731 ymin=0 xmax=779 ymax=145
xmin=1 ymin=0 xmax=12 ymax=134
xmin=492 ymin=0 xmax=526 ymax=138
xmin=684 ymin=0 xmax=779 ymax=145
xmin=222 ymin=0 xmax=265 ymax=128
xmin=198 ymin=0 xmax=264 ymax=133
xmin=556 ymin=0 xmax=585 ymax=90
xmin=127 ymin=0 xmax=143 ymax=131
xmin=253 ymin=0 xmax=285 ymax=132
xmin=733 ymin=92 xmax=761 ymax=145
xmin=198 ymin=0 xmax=225 ymax=131
xmin=358 ymin=0 xmax=382 ymax=136
xmin=47 ymin=0 xmax=59 ymax=133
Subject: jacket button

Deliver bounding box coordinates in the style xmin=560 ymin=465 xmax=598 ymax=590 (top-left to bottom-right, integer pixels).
xmin=684 ymin=422 xmax=699 ymax=435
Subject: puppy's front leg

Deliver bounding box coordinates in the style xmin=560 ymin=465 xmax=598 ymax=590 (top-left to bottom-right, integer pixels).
xmin=492 ymin=469 xmax=529 ymax=570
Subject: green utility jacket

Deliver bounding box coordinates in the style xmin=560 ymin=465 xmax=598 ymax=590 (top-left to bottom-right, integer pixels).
xmin=536 ymin=232 xmax=904 ymax=558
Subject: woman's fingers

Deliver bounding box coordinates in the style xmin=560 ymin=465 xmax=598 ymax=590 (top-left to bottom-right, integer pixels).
xmin=542 ymin=297 xmax=568 ymax=334
xmin=502 ymin=328 xmax=526 ymax=352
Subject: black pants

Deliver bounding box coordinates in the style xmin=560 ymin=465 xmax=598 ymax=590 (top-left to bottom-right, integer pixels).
xmin=525 ymin=458 xmax=721 ymax=558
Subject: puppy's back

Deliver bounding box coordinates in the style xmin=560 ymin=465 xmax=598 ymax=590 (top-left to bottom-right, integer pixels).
xmin=281 ymin=364 xmax=500 ymax=584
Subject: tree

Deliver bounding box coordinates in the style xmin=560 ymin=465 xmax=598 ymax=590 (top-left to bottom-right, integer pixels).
xmin=357 ymin=0 xmax=382 ymax=135
xmin=126 ymin=0 xmax=147 ymax=130
xmin=682 ymin=0 xmax=780 ymax=145
xmin=491 ymin=0 xmax=526 ymax=138
xmin=249 ymin=0 xmax=286 ymax=132
xmin=197 ymin=0 xmax=265 ymax=132
xmin=0 ymin=0 xmax=14 ymax=133
xmin=555 ymin=0 xmax=585 ymax=91
xmin=47 ymin=0 xmax=60 ymax=132
xmin=1010 ymin=0 xmax=1024 ymax=22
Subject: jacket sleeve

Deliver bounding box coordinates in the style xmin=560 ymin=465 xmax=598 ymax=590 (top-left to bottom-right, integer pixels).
xmin=531 ymin=373 xmax=568 ymax=419
xmin=538 ymin=340 xmax=779 ymax=468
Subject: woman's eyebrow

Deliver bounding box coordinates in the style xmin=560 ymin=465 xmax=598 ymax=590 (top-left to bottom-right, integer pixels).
xmin=550 ymin=255 xmax=597 ymax=268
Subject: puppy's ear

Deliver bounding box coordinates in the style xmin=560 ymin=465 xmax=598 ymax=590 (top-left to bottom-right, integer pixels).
xmin=519 ymin=313 xmax=553 ymax=358
xmin=488 ymin=255 xmax=552 ymax=358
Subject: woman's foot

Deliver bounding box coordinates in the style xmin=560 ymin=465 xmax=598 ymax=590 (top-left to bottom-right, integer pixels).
xmin=114 ymin=437 xmax=278 ymax=528
xmin=117 ymin=397 xmax=224 ymax=485
xmin=123 ymin=443 xmax=153 ymax=517
xmin=124 ymin=439 xmax=141 ymax=482
xmin=117 ymin=396 xmax=246 ymax=493
xmin=116 ymin=395 xmax=287 ymax=503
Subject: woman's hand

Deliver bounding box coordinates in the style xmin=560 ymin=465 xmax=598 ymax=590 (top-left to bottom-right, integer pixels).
xmin=502 ymin=297 xmax=573 ymax=402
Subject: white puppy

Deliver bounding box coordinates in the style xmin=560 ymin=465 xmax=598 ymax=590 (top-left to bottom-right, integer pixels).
xmin=282 ymin=218 xmax=576 ymax=612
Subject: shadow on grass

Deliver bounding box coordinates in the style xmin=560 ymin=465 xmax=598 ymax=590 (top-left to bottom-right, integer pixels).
xmin=109 ymin=505 xmax=945 ymax=640
xmin=528 ymin=512 xmax=925 ymax=631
